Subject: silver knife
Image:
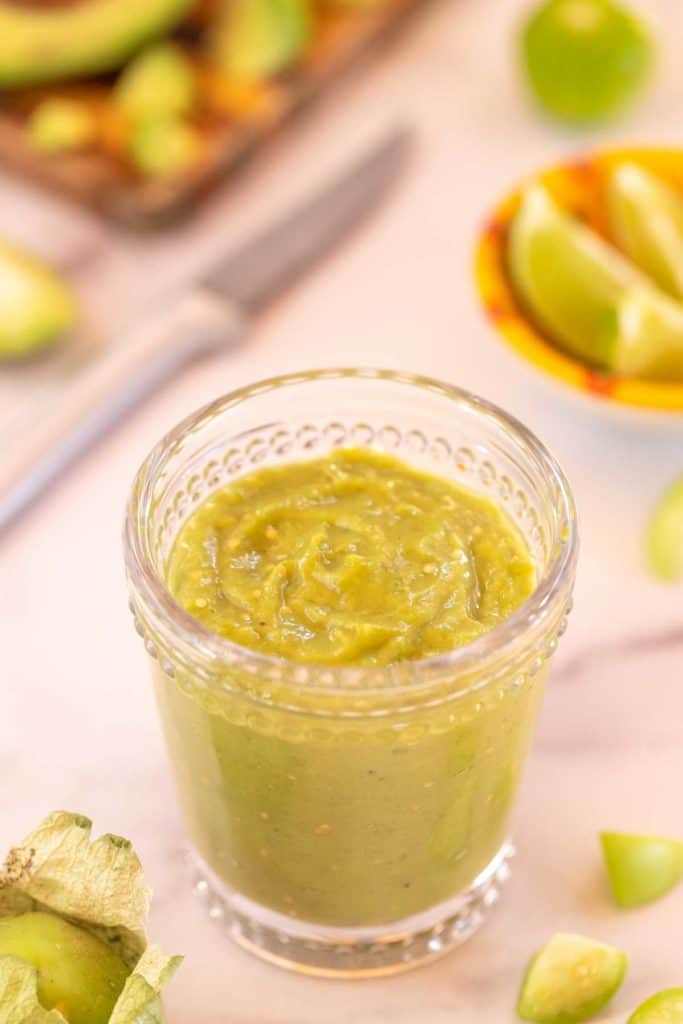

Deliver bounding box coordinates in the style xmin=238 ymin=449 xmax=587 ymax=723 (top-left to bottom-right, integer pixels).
xmin=0 ymin=126 xmax=412 ymax=534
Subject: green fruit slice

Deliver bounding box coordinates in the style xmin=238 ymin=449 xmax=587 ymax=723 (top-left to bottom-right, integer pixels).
xmin=508 ymin=184 xmax=683 ymax=380
xmin=0 ymin=0 xmax=194 ymax=89
xmin=0 ymin=912 xmax=130 ymax=1024
xmin=28 ymin=98 xmax=97 ymax=153
xmin=517 ymin=932 xmax=628 ymax=1024
xmin=129 ymin=117 xmax=202 ymax=177
xmin=115 ymin=43 xmax=196 ymax=121
xmin=213 ymin=0 xmax=313 ymax=81
xmin=0 ymin=240 xmax=77 ymax=360
xmin=646 ymin=477 xmax=683 ymax=582
xmin=521 ymin=0 xmax=654 ymax=124
xmin=608 ymin=163 xmax=683 ymax=300
xmin=628 ymin=989 xmax=683 ymax=1024
xmin=601 ymin=831 xmax=683 ymax=907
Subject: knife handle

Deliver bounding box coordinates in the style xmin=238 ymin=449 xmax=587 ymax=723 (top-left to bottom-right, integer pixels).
xmin=0 ymin=290 xmax=243 ymax=535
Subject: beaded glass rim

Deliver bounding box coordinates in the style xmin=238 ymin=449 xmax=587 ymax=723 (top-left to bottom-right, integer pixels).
xmin=124 ymin=368 xmax=578 ymax=692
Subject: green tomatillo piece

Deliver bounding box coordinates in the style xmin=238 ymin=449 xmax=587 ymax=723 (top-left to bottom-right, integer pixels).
xmin=0 ymin=240 xmax=77 ymax=360
xmin=628 ymin=989 xmax=683 ymax=1024
xmin=114 ymin=43 xmax=196 ymax=121
xmin=521 ymin=0 xmax=654 ymax=125
xmin=601 ymin=831 xmax=683 ymax=907
xmin=517 ymin=932 xmax=628 ymax=1023
xmin=508 ymin=184 xmax=683 ymax=380
xmin=212 ymin=0 xmax=313 ymax=81
xmin=608 ymin=163 xmax=683 ymax=301
xmin=27 ymin=98 xmax=97 ymax=154
xmin=646 ymin=477 xmax=683 ymax=582
xmin=0 ymin=811 xmax=181 ymax=1024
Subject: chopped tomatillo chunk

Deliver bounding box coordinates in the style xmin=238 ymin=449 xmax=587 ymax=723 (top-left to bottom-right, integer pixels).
xmin=601 ymin=831 xmax=683 ymax=907
xmin=628 ymin=989 xmax=683 ymax=1024
xmin=517 ymin=932 xmax=627 ymax=1023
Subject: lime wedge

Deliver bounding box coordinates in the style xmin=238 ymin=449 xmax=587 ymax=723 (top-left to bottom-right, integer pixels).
xmin=508 ymin=185 xmax=683 ymax=380
xmin=609 ymin=163 xmax=683 ymax=300
xmin=646 ymin=476 xmax=683 ymax=582
xmin=517 ymin=932 xmax=628 ymax=1024
xmin=521 ymin=0 xmax=654 ymax=124
xmin=628 ymin=989 xmax=683 ymax=1024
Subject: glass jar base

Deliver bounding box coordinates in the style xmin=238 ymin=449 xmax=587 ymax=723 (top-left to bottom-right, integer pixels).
xmin=190 ymin=842 xmax=514 ymax=978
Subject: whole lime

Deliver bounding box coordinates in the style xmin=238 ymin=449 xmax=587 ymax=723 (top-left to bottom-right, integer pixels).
xmin=521 ymin=0 xmax=654 ymax=125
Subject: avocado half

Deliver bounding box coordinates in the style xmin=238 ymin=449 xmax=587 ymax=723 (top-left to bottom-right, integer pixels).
xmin=0 ymin=0 xmax=195 ymax=88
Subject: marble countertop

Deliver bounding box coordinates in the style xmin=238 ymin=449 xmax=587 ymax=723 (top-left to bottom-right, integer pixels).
xmin=1 ymin=0 xmax=682 ymax=1020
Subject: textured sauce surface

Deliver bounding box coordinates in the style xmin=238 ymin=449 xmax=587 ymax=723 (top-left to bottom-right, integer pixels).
xmin=167 ymin=448 xmax=535 ymax=665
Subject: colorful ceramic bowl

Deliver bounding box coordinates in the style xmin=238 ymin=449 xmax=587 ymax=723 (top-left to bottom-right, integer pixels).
xmin=475 ymin=146 xmax=683 ymax=418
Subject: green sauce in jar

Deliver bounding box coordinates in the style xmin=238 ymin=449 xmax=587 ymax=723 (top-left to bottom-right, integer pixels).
xmin=159 ymin=448 xmax=538 ymax=927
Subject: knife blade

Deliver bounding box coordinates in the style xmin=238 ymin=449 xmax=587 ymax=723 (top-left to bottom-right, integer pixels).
xmin=0 ymin=125 xmax=413 ymax=535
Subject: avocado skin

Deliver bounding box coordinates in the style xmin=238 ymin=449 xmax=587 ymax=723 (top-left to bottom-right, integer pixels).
xmin=0 ymin=0 xmax=195 ymax=88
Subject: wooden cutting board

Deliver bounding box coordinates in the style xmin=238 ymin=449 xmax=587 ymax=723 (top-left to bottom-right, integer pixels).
xmin=0 ymin=0 xmax=432 ymax=229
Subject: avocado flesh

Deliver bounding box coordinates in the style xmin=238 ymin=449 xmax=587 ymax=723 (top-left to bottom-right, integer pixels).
xmin=129 ymin=116 xmax=201 ymax=177
xmin=214 ymin=0 xmax=313 ymax=80
xmin=0 ymin=0 xmax=195 ymax=89
xmin=0 ymin=241 xmax=77 ymax=360
xmin=0 ymin=912 xmax=131 ymax=1024
xmin=115 ymin=43 xmax=196 ymax=121
xmin=28 ymin=98 xmax=97 ymax=153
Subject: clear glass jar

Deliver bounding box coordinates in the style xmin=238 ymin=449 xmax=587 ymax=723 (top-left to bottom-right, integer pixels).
xmin=124 ymin=369 xmax=577 ymax=977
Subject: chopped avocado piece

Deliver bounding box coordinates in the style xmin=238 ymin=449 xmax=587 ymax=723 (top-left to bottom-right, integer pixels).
xmin=115 ymin=43 xmax=196 ymax=121
xmin=517 ymin=932 xmax=628 ymax=1023
xmin=28 ymin=98 xmax=97 ymax=154
xmin=521 ymin=0 xmax=653 ymax=125
xmin=213 ymin=0 xmax=313 ymax=81
xmin=646 ymin=477 xmax=683 ymax=582
xmin=0 ymin=241 xmax=77 ymax=360
xmin=0 ymin=811 xmax=181 ymax=1024
xmin=601 ymin=832 xmax=683 ymax=907
xmin=628 ymin=989 xmax=683 ymax=1023
xmin=608 ymin=163 xmax=683 ymax=300
xmin=129 ymin=117 xmax=202 ymax=177
xmin=508 ymin=184 xmax=683 ymax=380
xmin=0 ymin=913 xmax=130 ymax=1024
xmin=0 ymin=0 xmax=194 ymax=89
